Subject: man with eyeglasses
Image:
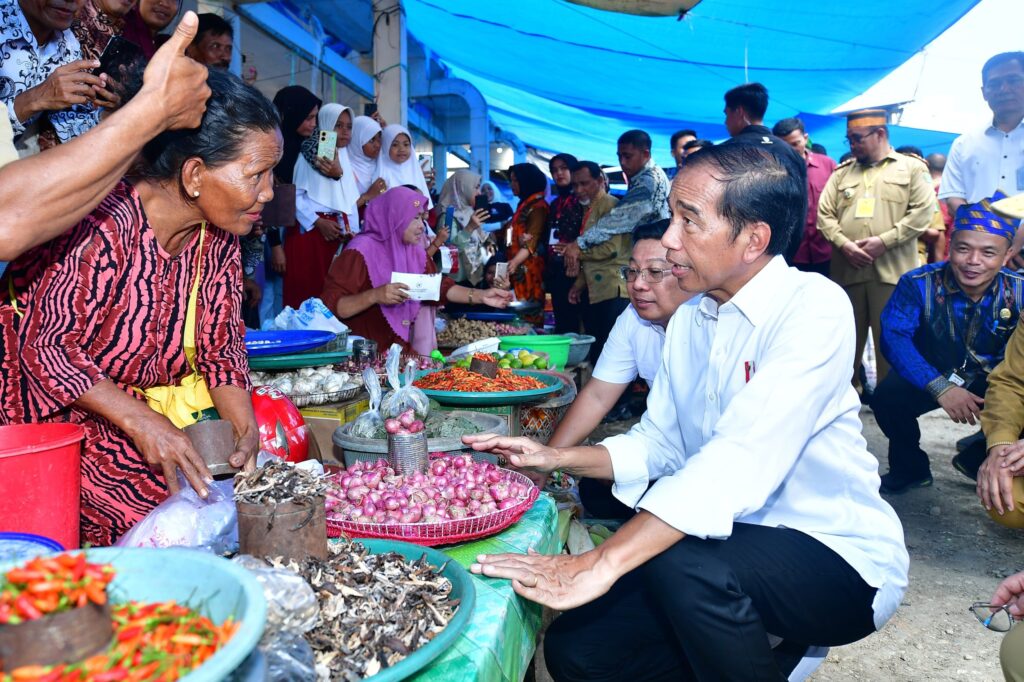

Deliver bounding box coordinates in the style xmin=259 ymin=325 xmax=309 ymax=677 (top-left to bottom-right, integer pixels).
xmin=939 ymin=52 xmax=1024 ymax=267
xmin=551 ymin=219 xmax=693 ymax=517
xmin=818 ymin=109 xmax=935 ymax=397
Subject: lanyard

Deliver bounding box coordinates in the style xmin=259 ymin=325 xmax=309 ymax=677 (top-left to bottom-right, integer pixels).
xmin=861 ymin=158 xmax=890 ymax=197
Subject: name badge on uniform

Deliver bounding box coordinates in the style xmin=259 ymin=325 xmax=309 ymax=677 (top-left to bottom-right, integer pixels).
xmin=948 ymin=371 xmax=966 ymax=387
xmin=855 ymin=197 xmax=876 ymax=219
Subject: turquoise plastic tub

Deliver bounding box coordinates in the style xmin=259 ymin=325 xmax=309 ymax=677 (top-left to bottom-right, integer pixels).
xmin=0 ymin=547 xmax=267 ymax=681
xmin=499 ymin=335 xmax=571 ymax=370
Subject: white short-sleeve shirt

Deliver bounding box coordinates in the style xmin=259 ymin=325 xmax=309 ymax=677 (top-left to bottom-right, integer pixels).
xmin=592 ymin=304 xmax=667 ymax=387
xmin=939 ymin=120 xmax=1024 ymax=202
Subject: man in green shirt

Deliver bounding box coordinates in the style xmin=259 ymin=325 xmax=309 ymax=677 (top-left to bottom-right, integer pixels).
xmin=565 ymin=160 xmax=625 ymax=361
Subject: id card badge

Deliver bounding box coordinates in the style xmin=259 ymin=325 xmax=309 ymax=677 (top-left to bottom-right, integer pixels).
xmin=440 ymin=247 xmax=453 ymax=274
xmin=855 ymin=197 xmax=876 ymax=219
xmin=948 ymin=371 xmax=966 ymax=387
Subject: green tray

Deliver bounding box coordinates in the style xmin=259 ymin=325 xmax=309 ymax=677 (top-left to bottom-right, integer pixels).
xmin=353 ymin=539 xmax=476 ymax=682
xmin=248 ymin=349 xmax=351 ymax=370
xmin=411 ymin=368 xmax=562 ymax=406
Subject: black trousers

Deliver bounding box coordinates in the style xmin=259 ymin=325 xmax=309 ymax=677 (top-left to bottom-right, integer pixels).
xmin=872 ymin=371 xmax=988 ymax=478
xmin=584 ymin=296 xmax=630 ymax=364
xmin=545 ymin=523 xmax=877 ymax=682
xmin=547 ymin=259 xmax=585 ymax=335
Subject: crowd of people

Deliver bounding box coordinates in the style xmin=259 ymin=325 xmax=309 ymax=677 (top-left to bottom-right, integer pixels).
xmin=2 ymin=0 xmax=1024 ymax=678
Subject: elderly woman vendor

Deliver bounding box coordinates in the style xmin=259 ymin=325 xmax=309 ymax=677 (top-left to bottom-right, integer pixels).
xmin=0 ymin=71 xmax=282 ymax=546
xmin=321 ymin=186 xmax=512 ymax=355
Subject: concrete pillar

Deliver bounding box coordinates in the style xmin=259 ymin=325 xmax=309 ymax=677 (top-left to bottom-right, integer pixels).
xmin=372 ymin=0 xmax=408 ymax=127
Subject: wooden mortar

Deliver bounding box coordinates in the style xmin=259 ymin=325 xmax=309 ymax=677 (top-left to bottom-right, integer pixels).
xmin=469 ymin=356 xmax=499 ymax=379
xmin=0 ymin=602 xmax=113 ymax=671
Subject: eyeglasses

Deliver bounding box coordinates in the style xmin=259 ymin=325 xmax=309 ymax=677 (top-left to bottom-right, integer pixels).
xmin=984 ymin=74 xmax=1024 ymax=92
xmin=620 ymin=267 xmax=672 ymax=283
xmin=969 ymin=602 xmax=1016 ymax=632
xmin=844 ymin=129 xmax=880 ymax=146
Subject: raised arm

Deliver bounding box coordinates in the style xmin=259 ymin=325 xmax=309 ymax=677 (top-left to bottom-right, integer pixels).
xmin=0 ymin=13 xmax=210 ymax=260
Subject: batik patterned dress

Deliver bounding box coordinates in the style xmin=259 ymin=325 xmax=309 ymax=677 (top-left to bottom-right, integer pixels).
xmin=0 ymin=182 xmax=250 ymax=546
xmin=508 ymin=192 xmax=549 ymax=305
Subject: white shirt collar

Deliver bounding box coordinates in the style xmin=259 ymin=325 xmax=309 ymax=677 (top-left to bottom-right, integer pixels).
xmin=697 ymin=255 xmax=788 ymax=327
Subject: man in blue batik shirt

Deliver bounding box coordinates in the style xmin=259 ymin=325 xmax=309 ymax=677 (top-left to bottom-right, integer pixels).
xmin=876 ymin=193 xmax=1024 ymax=494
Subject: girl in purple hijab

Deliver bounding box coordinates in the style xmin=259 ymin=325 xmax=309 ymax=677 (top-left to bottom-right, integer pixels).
xmin=322 ymin=187 xmax=513 ymax=354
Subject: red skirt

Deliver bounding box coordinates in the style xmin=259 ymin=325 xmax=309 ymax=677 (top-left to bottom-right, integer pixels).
xmin=282 ymin=214 xmax=349 ymax=309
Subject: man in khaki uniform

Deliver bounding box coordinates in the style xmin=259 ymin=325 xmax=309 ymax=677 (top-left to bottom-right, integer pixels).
xmin=565 ymin=161 xmax=623 ymax=361
xmin=818 ymin=109 xmax=935 ymax=391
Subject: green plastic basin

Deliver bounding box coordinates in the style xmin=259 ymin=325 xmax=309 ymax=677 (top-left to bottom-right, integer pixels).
xmin=498 ymin=334 xmax=571 ymax=370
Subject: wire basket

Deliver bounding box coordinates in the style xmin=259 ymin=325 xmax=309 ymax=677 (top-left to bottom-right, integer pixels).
xmin=325 ymin=469 xmax=540 ymax=546
xmin=284 ymin=384 xmax=364 ymax=407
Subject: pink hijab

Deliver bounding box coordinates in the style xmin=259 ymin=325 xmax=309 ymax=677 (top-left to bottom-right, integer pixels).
xmin=349 ymin=187 xmax=429 ymax=342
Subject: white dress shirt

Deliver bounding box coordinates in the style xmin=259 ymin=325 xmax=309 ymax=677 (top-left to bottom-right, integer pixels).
xmin=939 ymin=119 xmax=1024 ymax=202
xmin=592 ymin=304 xmax=666 ymax=387
xmin=604 ymin=256 xmax=909 ymax=630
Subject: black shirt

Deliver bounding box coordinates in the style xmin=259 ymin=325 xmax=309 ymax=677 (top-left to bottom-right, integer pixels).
xmin=723 ymin=124 xmax=809 ymax=263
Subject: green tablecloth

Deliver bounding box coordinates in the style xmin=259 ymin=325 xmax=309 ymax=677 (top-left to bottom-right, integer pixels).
xmin=410 ymin=494 xmax=561 ymax=682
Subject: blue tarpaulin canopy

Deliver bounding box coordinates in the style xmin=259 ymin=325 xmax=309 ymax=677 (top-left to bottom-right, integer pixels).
xmin=404 ymin=0 xmax=977 ymax=164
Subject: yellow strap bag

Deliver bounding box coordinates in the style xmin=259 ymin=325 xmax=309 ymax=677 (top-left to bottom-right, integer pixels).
xmin=140 ymin=224 xmax=217 ymax=428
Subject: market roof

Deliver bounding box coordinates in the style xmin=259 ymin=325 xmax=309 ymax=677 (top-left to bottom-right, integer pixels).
xmin=403 ymin=0 xmax=978 ymax=164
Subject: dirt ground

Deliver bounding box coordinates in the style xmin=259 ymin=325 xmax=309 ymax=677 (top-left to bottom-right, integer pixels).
xmin=807 ymin=405 xmax=1017 ymax=681
xmin=538 ymin=406 xmax=1020 ymax=682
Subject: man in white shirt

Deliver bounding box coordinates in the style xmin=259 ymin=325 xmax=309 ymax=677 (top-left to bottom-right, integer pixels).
xmin=465 ymin=144 xmax=909 ymax=680
xmin=550 ymin=218 xmax=692 ymax=517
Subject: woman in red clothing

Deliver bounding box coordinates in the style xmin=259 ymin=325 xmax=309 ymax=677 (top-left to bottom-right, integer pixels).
xmin=321 ymin=187 xmax=511 ymax=355
xmin=506 ymin=163 xmax=551 ymax=312
xmin=0 ymin=71 xmax=281 ymax=546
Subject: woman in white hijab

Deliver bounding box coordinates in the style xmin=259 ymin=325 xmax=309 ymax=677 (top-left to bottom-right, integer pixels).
xmin=349 ymin=115 xmax=387 ymax=203
xmin=280 ymin=103 xmax=363 ymax=307
xmin=437 ymin=170 xmax=492 ymax=285
xmin=376 ymin=124 xmax=433 ymax=207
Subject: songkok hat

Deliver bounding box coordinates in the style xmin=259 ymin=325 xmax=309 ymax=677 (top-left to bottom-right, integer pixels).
xmin=953 ymin=191 xmax=1018 ymax=242
xmin=847 ymin=108 xmax=888 ymax=128
xmin=993 ymin=192 xmax=1024 ymax=221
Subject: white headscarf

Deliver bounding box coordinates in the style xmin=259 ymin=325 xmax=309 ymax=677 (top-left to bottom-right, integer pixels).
xmin=293 ymin=103 xmax=360 ymax=229
xmin=437 ymin=169 xmax=482 ymax=228
xmin=375 ymin=124 xmax=433 ymax=208
xmin=349 ymin=115 xmax=383 ymax=194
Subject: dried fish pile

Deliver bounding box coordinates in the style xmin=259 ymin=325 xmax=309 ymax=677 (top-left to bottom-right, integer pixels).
xmin=271 ymin=540 xmax=459 ymax=681
xmin=234 ymin=460 xmax=328 ymax=505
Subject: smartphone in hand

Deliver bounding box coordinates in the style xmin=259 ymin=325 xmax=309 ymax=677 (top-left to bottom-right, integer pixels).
xmin=317 ymin=130 xmax=337 ymax=160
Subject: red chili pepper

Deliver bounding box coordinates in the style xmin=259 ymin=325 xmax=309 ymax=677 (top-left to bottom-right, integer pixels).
xmin=84 ymin=581 xmax=107 ymax=606
xmin=117 ymin=625 xmax=143 ymax=643
xmin=14 ymin=594 xmax=42 ymax=620
xmin=27 ymin=581 xmax=63 ymax=594
xmin=4 ymin=569 xmax=45 ymax=584
xmin=92 ymin=670 xmax=129 ymax=682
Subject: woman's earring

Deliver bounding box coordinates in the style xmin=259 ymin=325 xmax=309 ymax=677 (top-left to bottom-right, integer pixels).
xmin=192 ymin=190 xmax=200 ymax=198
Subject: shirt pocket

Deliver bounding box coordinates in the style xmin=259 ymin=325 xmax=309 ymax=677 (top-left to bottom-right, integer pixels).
xmin=879 ymin=170 xmax=911 ymax=204
xmin=836 ymin=177 xmax=859 ymax=212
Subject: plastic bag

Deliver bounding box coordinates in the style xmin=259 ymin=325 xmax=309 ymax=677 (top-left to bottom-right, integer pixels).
xmin=117 ymin=472 xmax=237 ymax=554
xmin=380 ymin=345 xmax=430 ymax=420
xmin=232 ymin=555 xmax=319 ymax=682
xmin=349 ymin=366 xmax=384 ymax=438
xmin=231 ymin=555 xmax=319 ymax=637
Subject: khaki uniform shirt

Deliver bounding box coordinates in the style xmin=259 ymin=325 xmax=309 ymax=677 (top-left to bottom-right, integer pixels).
xmin=817 ymin=148 xmax=935 ymax=286
xmin=576 ymin=193 xmax=628 ymax=304
xmin=982 ymin=320 xmax=1024 ymax=448
xmin=0 ymin=103 xmax=17 ymax=168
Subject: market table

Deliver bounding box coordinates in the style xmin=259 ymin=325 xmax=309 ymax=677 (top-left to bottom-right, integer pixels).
xmin=408 ymin=494 xmax=561 ymax=682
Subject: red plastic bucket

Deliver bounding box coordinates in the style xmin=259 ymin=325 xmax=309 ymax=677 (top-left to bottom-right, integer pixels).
xmin=0 ymin=424 xmax=85 ymax=549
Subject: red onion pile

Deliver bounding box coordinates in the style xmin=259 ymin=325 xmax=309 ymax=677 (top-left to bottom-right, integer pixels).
xmin=326 ymin=455 xmax=533 ymax=525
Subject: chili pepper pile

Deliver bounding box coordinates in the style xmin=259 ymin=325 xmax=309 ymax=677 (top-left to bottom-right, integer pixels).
xmin=0 ymin=554 xmax=113 ymax=625
xmin=1 ymin=601 xmax=239 ymax=682
xmin=413 ymin=367 xmax=546 ymax=393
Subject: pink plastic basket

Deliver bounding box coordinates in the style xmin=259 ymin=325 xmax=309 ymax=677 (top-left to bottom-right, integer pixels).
xmin=325 ymin=469 xmax=540 ymax=546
